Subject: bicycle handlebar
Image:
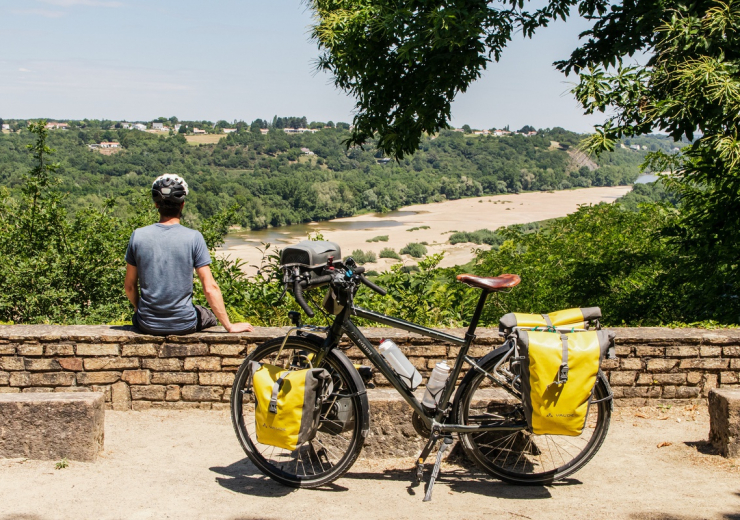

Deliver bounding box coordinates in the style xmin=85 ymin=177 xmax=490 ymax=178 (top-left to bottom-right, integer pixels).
xmin=290 ymin=267 xmax=387 ymax=317
xmin=358 ymin=274 xmax=387 ymax=296
xmin=293 ymin=280 xmax=314 ymax=317
xmin=292 ymin=274 xmax=333 ymax=318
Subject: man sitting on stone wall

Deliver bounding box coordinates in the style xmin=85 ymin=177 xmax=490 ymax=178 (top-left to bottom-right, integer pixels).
xmin=124 ymin=174 xmax=254 ymax=335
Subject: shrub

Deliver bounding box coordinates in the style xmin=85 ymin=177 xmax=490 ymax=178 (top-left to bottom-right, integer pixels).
xmin=366 ymin=235 xmax=389 ymax=242
xmin=449 ymin=229 xmax=505 ymax=247
xmin=400 ymin=242 xmax=427 ymax=258
xmin=407 ymin=225 xmax=430 ymax=232
xmin=379 ymin=247 xmax=401 ymax=260
xmin=350 ymin=249 xmax=377 ymax=264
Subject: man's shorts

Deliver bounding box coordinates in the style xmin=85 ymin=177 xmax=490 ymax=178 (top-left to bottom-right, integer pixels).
xmin=132 ymin=305 xmax=218 ymax=336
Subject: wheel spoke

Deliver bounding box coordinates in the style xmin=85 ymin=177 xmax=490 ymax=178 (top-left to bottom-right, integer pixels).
xmin=230 ymin=340 xmax=364 ymax=486
xmin=457 ymin=355 xmax=610 ymax=482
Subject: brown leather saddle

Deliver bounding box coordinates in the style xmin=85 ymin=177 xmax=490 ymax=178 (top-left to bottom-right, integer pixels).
xmin=456 ymin=273 xmax=521 ymax=292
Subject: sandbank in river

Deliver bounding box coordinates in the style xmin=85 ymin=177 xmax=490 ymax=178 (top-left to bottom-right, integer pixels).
xmin=218 ymin=186 xmax=632 ymax=274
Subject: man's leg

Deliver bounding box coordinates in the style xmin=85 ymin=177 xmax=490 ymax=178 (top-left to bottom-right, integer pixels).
xmin=194 ymin=305 xmax=219 ymax=331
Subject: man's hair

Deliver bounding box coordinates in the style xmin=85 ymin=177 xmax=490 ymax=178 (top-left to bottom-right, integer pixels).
xmin=157 ymin=201 xmax=183 ymax=219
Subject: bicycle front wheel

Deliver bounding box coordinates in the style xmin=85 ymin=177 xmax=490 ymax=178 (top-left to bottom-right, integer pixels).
xmin=231 ymin=335 xmax=368 ymax=488
xmin=453 ymin=352 xmax=611 ymax=485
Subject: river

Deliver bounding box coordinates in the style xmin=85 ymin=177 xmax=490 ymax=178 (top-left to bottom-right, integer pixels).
xmin=218 ymin=186 xmax=634 ymax=274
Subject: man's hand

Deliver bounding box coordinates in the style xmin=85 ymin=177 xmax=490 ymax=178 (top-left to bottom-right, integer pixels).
xmin=226 ymin=322 xmax=254 ymax=333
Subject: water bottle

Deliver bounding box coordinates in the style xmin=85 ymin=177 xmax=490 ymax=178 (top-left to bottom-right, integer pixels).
xmin=377 ymin=339 xmax=422 ymax=390
xmin=422 ymin=362 xmax=451 ymax=409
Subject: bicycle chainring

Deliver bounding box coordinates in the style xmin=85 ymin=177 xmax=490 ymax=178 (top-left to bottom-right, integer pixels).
xmin=412 ymin=411 xmax=431 ymax=437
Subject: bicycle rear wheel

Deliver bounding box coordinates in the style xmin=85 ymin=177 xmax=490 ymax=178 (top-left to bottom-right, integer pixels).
xmin=230 ymin=335 xmax=368 ymax=488
xmin=453 ymin=351 xmax=611 ymax=484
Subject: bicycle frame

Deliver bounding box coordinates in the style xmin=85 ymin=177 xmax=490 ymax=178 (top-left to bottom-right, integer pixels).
xmin=309 ymin=289 xmax=528 ymax=435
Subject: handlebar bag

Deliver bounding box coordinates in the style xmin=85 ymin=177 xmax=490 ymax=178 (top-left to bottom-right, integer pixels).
xmin=499 ymin=307 xmax=602 ymax=333
xmin=516 ymin=329 xmax=614 ymax=436
xmin=248 ymin=361 xmax=333 ymax=451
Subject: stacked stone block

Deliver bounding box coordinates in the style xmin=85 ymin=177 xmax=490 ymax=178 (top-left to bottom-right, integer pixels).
xmin=0 ymin=325 xmax=738 ymax=409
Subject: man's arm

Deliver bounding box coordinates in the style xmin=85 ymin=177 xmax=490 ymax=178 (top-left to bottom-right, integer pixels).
xmin=124 ymin=263 xmax=139 ymax=311
xmin=195 ymin=265 xmax=254 ymax=333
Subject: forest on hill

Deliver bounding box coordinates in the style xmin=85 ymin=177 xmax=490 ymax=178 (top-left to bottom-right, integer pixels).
xmin=0 ymin=121 xmax=726 ymax=327
xmin=0 ymin=122 xmax=675 ymax=229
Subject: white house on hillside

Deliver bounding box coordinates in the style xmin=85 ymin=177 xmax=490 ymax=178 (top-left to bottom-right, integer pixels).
xmin=133 ymin=123 xmax=146 ymax=131
xmin=99 ymin=142 xmax=120 ymax=148
xmin=223 ymin=128 xmax=237 ymax=133
xmin=1 ymin=124 xmax=9 ymax=131
xmin=192 ymin=128 xmax=206 ymax=134
xmin=45 ymin=122 xmax=69 ymax=130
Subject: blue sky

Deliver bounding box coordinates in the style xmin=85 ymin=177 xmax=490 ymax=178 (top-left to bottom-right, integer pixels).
xmin=1 ymin=0 xmax=611 ymax=132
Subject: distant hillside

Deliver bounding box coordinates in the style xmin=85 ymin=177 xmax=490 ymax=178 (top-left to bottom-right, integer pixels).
xmin=0 ymin=122 xmax=679 ymax=229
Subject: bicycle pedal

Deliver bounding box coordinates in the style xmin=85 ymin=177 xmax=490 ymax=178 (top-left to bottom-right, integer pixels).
xmin=423 ymin=436 xmax=453 ymax=502
xmin=415 ymin=460 xmax=424 ymax=482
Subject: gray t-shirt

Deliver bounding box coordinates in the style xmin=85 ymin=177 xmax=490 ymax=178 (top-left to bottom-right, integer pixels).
xmin=125 ymin=223 xmax=211 ymax=334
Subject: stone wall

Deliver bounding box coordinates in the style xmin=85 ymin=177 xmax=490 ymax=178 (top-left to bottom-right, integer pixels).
xmin=0 ymin=325 xmax=738 ymax=409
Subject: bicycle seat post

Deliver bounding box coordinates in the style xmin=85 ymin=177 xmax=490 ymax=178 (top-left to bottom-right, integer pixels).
xmin=465 ymin=289 xmax=491 ymax=340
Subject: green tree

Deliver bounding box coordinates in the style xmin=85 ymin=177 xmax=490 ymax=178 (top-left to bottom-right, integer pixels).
xmin=570 ymin=0 xmax=740 ymax=321
xmin=0 ymin=121 xmax=135 ymax=323
xmin=310 ymin=0 xmax=585 ymax=158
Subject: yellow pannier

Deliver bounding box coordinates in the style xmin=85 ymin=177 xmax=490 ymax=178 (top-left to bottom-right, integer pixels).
xmin=499 ymin=307 xmax=602 ymax=333
xmin=249 ymin=361 xmax=333 ymax=451
xmin=516 ymin=329 xmax=614 ymax=436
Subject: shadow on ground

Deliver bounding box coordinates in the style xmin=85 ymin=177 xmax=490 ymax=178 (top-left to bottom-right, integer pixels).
xmin=210 ymin=458 xmax=349 ymax=496
xmin=212 ymin=457 xmax=585 ymax=500
xmin=629 ymin=514 xmax=740 ymax=520
xmin=343 ymin=466 xmax=574 ymax=499
xmin=684 ymin=439 xmax=720 ymax=455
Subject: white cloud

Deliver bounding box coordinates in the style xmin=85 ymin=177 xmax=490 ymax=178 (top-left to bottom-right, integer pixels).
xmin=38 ymin=0 xmax=122 ymax=6
xmin=19 ymin=68 xmax=31 ymax=72
xmin=12 ymin=8 xmax=65 ymax=18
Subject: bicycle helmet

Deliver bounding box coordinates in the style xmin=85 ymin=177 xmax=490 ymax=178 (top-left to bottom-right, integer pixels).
xmin=152 ymin=174 xmax=189 ymax=204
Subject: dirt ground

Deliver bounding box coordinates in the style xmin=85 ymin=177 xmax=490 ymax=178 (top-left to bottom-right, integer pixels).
xmin=1 ymin=404 xmax=737 ymax=520
xmin=185 ymin=134 xmax=227 ymax=146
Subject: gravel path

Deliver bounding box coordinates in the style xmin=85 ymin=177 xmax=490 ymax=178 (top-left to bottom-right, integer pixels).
xmin=0 ymin=405 xmax=737 ymax=520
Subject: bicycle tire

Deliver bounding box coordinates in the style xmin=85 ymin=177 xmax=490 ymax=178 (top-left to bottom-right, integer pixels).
xmin=453 ymin=350 xmax=611 ymax=485
xmin=230 ymin=335 xmax=369 ymax=488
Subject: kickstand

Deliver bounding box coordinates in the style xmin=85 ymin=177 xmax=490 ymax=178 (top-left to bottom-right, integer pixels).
xmin=423 ymin=436 xmax=453 ymax=502
xmin=415 ymin=432 xmax=441 ymax=483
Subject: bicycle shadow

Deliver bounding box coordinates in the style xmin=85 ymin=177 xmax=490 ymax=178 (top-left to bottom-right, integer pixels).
xmin=210 ymin=458 xmax=349 ymax=496
xmin=343 ymin=466 xmax=572 ymax=499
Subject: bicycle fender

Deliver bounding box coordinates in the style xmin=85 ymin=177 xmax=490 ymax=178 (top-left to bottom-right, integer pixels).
xmin=295 ymin=333 xmax=371 ymax=437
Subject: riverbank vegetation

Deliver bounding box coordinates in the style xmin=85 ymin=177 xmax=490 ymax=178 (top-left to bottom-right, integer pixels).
xmin=0 ymin=123 xmax=733 ymax=327
xmin=0 ymin=121 xmax=671 ymax=230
